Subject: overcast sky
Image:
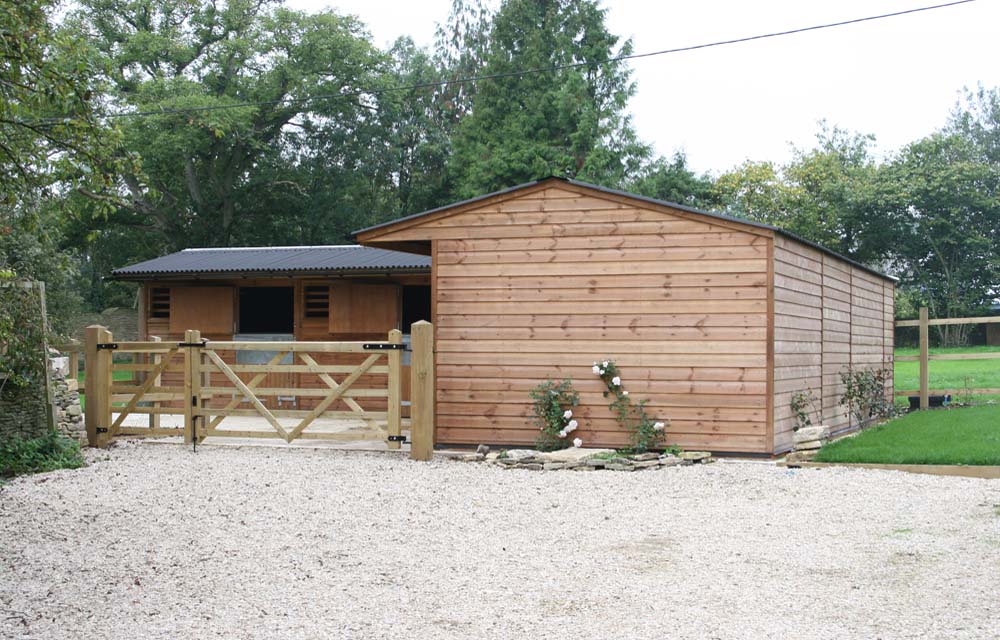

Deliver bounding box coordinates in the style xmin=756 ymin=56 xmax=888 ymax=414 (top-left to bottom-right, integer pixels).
xmin=288 ymin=0 xmax=999 ymax=174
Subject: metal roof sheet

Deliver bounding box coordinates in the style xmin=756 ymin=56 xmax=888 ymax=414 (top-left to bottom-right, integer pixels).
xmin=110 ymin=245 xmax=431 ymax=280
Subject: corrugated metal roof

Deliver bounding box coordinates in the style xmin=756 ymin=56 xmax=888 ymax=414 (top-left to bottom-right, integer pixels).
xmin=353 ymin=176 xmax=897 ymax=282
xmin=110 ymin=245 xmax=430 ymax=280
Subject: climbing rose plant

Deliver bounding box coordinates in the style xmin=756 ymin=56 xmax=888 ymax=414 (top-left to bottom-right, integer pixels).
xmin=529 ymin=378 xmax=580 ymax=451
xmin=593 ymin=359 xmax=668 ymax=454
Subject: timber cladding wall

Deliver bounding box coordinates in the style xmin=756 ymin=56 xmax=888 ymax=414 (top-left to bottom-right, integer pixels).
xmin=772 ymin=236 xmax=894 ymax=452
xmin=361 ymin=182 xmax=774 ymax=453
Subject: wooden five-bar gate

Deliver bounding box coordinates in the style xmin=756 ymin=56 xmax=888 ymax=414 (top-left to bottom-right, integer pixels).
xmin=81 ymin=321 xmax=434 ymax=461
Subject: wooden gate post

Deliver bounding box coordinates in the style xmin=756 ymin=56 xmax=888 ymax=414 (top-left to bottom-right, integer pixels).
xmin=387 ymin=329 xmax=402 ymax=450
xmin=919 ymin=306 xmax=929 ymax=410
xmin=183 ymin=329 xmax=203 ymax=444
xmin=409 ymin=321 xmax=434 ymax=461
xmin=84 ymin=325 xmax=113 ymax=448
xmin=149 ymin=336 xmax=162 ymax=431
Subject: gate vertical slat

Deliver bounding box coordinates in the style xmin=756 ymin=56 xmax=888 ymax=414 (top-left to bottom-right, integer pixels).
xmin=183 ymin=329 xmax=202 ymax=444
xmin=387 ymin=329 xmax=402 ymax=449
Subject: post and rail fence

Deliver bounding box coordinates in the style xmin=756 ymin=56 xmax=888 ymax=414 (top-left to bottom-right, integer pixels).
xmin=79 ymin=320 xmax=435 ymax=461
xmin=895 ymin=307 xmax=1000 ymax=410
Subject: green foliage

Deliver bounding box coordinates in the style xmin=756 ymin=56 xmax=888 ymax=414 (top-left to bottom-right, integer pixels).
xmin=839 ymin=368 xmax=897 ymax=428
xmin=629 ymin=152 xmax=717 ymax=209
xmin=449 ymin=0 xmax=649 ymax=196
xmin=789 ymin=388 xmax=819 ymax=431
xmin=529 ymin=378 xmax=579 ymax=451
xmin=0 ymin=279 xmax=47 ymax=390
xmin=0 ymin=0 xmax=123 ymax=210
xmin=884 ymin=129 xmax=1000 ymax=346
xmin=0 ymin=429 xmax=85 ymax=478
xmin=593 ymin=359 xmax=666 ymax=453
xmin=814 ymin=405 xmax=1000 ymax=466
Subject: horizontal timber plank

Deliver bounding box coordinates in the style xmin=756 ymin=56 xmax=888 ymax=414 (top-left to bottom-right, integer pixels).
xmin=198 ymin=364 xmax=389 ymax=374
xmin=195 ymin=408 xmax=388 ymax=420
xmin=436 ymin=286 xmax=766 ymax=303
xmin=435 ymin=244 xmax=767 ymax=265
xmin=437 ymin=299 xmax=767 ymax=315
xmin=436 ymin=313 xmax=768 ymax=328
xmin=436 ymin=326 xmax=768 ymax=342
xmin=436 ymin=364 xmax=767 ymax=382
xmin=437 ymin=376 xmax=767 ymax=395
xmin=436 ymin=259 xmax=768 ymax=278
xmin=436 ymin=339 xmax=766 ymax=355
xmin=436 ymin=389 xmax=767 ymax=408
xmin=200 ymin=387 xmax=388 ymax=398
xmin=437 ymin=402 xmax=765 ymax=422
xmin=436 ymin=232 xmax=766 ymax=252
xmin=435 ymin=351 xmax=768 ymax=368
xmin=377 ymin=219 xmax=734 ymax=241
xmin=206 ymin=342 xmax=389 ymax=353
xmin=437 ymin=273 xmax=767 ymax=290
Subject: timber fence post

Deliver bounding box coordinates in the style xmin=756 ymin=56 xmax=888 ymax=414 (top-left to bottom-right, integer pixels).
xmin=183 ymin=330 xmax=202 ymax=444
xmin=919 ymin=307 xmax=929 ymax=410
xmin=84 ymin=325 xmax=113 ymax=448
xmin=409 ymin=321 xmax=434 ymax=461
xmin=387 ymin=329 xmax=402 ymax=450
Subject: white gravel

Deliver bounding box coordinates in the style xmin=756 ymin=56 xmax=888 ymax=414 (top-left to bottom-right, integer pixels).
xmin=1 ymin=443 xmax=998 ymax=640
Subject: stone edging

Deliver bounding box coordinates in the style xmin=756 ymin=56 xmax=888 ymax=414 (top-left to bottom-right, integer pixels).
xmin=444 ymin=446 xmax=714 ymax=471
xmin=778 ymin=461 xmax=1000 ymax=479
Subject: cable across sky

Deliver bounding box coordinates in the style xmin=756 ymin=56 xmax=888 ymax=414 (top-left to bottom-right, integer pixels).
xmin=28 ymin=0 xmax=980 ymax=124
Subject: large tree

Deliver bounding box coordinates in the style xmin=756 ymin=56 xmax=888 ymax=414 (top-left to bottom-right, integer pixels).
xmin=886 ymin=130 xmax=1000 ymax=345
xmin=449 ymin=0 xmax=649 ymax=197
xmin=67 ymin=0 xmax=384 ymax=249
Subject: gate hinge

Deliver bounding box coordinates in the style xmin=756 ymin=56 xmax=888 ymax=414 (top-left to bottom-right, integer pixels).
xmin=95 ymin=427 xmax=109 ymax=433
xmin=387 ymin=435 xmax=408 ymax=443
xmin=96 ymin=343 xmax=118 ymax=351
xmin=363 ymin=343 xmax=407 ymax=350
xmin=178 ymin=340 xmax=208 ymax=348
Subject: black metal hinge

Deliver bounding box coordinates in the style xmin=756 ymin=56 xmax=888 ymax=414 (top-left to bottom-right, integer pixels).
xmin=96 ymin=343 xmax=118 ymax=350
xmin=178 ymin=340 xmax=208 ymax=348
xmin=387 ymin=435 xmax=408 ymax=443
xmin=363 ymin=343 xmax=407 ymax=350
xmin=95 ymin=427 xmax=108 ymax=433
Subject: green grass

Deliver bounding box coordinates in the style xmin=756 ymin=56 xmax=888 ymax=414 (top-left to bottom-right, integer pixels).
xmin=814 ymin=405 xmax=1000 ymax=466
xmin=894 ymin=345 xmax=1000 ymax=403
xmin=76 ymin=370 xmax=132 ymax=409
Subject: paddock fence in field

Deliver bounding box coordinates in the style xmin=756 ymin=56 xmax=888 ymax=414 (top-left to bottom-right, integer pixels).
xmin=895 ymin=307 xmax=1000 ymax=409
xmin=75 ymin=321 xmax=434 ymax=461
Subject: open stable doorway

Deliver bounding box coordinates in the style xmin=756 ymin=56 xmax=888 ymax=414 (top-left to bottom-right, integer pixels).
xmin=238 ymin=286 xmax=294 ymax=335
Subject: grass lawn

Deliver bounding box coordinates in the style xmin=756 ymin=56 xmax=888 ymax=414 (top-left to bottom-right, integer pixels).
xmin=895 ymin=345 xmax=1000 ymax=400
xmin=814 ymin=404 xmax=1000 ymax=466
xmin=76 ymin=369 xmax=133 ymax=409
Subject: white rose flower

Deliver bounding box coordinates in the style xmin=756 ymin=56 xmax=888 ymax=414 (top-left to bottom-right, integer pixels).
xmin=592 ymin=365 xmax=601 ymax=374
xmin=602 ymin=360 xmax=609 ymax=368
xmin=566 ymin=420 xmax=578 ymax=432
xmin=611 ymin=376 xmax=621 ymax=386
xmin=653 ymin=422 xmax=665 ymax=431
xmin=563 ymin=409 xmax=573 ymax=419
xmin=558 ymin=429 xmax=567 ymax=438
xmin=572 ymin=437 xmax=583 ymax=448
xmin=623 ymin=390 xmax=629 ymax=396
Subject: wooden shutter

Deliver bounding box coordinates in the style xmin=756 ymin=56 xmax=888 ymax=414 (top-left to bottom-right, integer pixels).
xmin=169 ymin=286 xmax=235 ymax=335
xmin=329 ymin=282 xmax=399 ymax=334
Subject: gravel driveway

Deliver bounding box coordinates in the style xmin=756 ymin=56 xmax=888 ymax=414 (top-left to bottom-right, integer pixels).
xmin=2 ymin=442 xmax=998 ymax=639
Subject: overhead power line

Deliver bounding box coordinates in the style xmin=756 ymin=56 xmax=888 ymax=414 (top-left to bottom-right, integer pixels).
xmin=31 ymin=0 xmax=979 ymax=123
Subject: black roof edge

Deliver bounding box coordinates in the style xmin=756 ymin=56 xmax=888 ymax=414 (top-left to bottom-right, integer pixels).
xmin=107 ymin=266 xmax=432 ymax=282
xmin=352 ymin=176 xmax=897 ymax=283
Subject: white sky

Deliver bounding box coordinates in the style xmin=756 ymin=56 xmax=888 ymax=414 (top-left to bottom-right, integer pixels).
xmin=288 ymin=0 xmax=999 ymax=174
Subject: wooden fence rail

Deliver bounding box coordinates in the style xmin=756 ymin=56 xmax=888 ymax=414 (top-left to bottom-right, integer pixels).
xmin=82 ymin=323 xmax=435 ymax=460
xmin=894 ymin=307 xmax=1000 ymax=409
